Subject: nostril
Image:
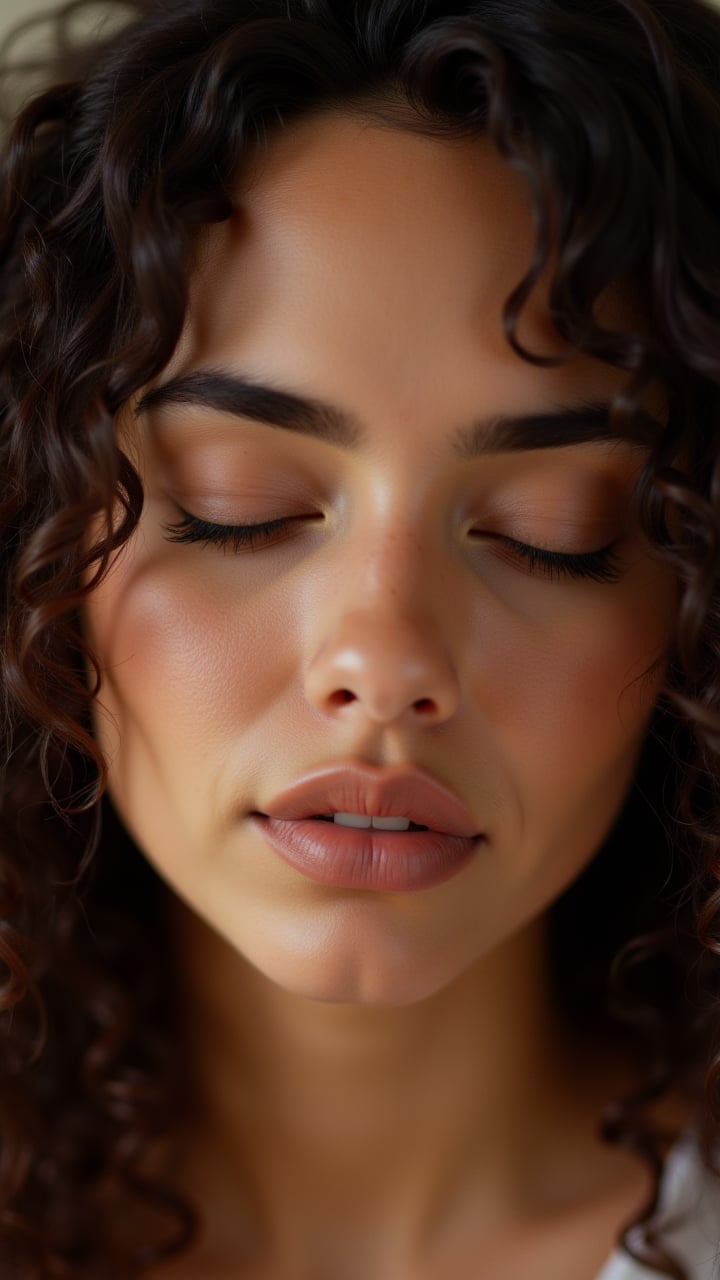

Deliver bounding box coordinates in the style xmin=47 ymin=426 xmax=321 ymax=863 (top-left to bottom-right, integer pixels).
xmin=413 ymin=698 xmax=435 ymax=714
xmin=328 ymin=689 xmax=357 ymax=708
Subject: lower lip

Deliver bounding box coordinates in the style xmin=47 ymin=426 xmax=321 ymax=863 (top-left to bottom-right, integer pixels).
xmin=252 ymin=816 xmax=482 ymax=892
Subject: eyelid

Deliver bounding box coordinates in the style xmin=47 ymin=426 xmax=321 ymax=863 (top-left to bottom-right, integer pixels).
xmin=496 ymin=535 xmax=624 ymax=583
xmin=163 ymin=511 xmax=624 ymax=583
xmin=162 ymin=510 xmax=308 ymax=553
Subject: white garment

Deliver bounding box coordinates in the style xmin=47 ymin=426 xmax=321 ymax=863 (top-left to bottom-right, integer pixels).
xmin=595 ymin=1135 xmax=720 ymax=1280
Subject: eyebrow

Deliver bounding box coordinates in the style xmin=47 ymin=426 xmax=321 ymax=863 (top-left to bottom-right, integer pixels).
xmin=135 ymin=368 xmax=661 ymax=455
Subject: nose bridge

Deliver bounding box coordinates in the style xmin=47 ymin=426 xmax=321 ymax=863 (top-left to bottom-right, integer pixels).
xmin=303 ymin=519 xmax=462 ymax=726
xmin=352 ymin=519 xmax=426 ymax=606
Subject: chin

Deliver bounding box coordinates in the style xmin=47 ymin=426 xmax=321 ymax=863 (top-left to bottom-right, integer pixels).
xmin=243 ymin=930 xmax=468 ymax=1009
xmin=272 ymin=970 xmax=457 ymax=1009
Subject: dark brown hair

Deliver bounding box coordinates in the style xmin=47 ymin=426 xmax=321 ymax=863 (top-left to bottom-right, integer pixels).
xmin=1 ymin=0 xmax=720 ymax=1275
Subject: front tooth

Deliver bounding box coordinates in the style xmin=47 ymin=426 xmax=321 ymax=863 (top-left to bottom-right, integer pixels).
xmin=334 ymin=813 xmax=372 ymax=828
xmin=332 ymin=814 xmax=411 ymax=830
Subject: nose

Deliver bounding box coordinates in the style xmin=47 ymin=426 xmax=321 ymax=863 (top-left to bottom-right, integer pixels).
xmin=304 ymin=605 xmax=462 ymax=727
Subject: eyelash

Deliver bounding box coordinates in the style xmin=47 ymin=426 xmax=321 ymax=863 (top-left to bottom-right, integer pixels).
xmin=163 ymin=513 xmax=623 ymax=584
xmin=164 ymin=513 xmax=305 ymax=553
xmin=499 ymin=537 xmax=622 ymax=583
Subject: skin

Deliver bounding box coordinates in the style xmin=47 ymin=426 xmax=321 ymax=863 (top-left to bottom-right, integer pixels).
xmin=83 ymin=114 xmax=682 ymax=1277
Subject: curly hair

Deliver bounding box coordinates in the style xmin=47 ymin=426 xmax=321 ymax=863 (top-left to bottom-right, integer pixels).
xmin=1 ymin=0 xmax=720 ymax=1274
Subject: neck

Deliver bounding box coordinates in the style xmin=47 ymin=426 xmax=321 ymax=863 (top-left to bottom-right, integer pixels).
xmin=162 ymin=897 xmax=641 ymax=1272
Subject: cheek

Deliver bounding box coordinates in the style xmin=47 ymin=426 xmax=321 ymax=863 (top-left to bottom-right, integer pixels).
xmin=465 ymin=568 xmax=673 ymax=840
xmin=513 ymin=612 xmax=659 ymax=747
xmin=83 ymin=536 xmax=299 ymax=811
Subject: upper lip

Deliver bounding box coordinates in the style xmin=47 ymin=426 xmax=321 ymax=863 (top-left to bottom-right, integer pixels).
xmin=257 ymin=761 xmax=481 ymax=837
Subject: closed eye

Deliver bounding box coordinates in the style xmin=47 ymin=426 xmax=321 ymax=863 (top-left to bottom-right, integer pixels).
xmin=163 ymin=512 xmax=624 ymax=583
xmin=162 ymin=512 xmax=303 ymax=553
xmin=494 ymin=536 xmax=623 ymax=583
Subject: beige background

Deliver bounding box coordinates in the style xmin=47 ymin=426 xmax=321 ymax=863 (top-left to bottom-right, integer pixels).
xmin=0 ymin=0 xmax=40 ymax=31
xmin=0 ymin=0 xmax=54 ymax=40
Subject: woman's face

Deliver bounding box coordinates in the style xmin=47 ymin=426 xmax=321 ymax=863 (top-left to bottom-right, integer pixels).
xmin=85 ymin=113 xmax=676 ymax=1006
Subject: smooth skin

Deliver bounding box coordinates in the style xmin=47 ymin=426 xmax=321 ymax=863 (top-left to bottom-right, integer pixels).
xmin=84 ymin=114 xmax=684 ymax=1278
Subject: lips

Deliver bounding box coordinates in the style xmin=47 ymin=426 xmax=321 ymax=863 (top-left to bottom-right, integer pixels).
xmin=252 ymin=761 xmax=483 ymax=892
xmin=257 ymin=761 xmax=481 ymax=837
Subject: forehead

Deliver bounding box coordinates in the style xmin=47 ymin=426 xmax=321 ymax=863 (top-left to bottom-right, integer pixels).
xmin=188 ymin=114 xmax=539 ymax=355
xmin=236 ymin=111 xmax=534 ymax=291
xmin=164 ymin=111 xmax=641 ymax=423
